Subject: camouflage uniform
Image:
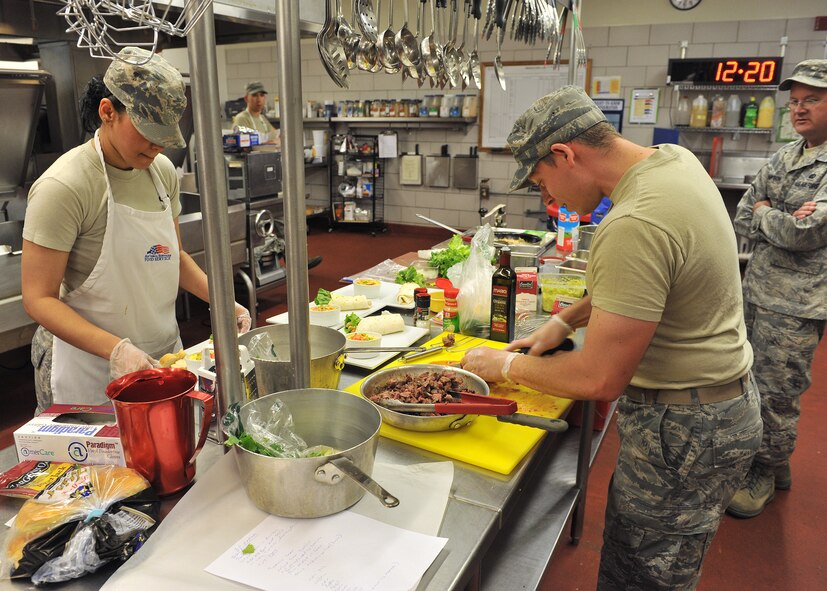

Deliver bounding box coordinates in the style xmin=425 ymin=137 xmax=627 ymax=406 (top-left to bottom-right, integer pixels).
xmin=507 ymin=86 xmax=761 ymax=589
xmin=733 ymin=65 xmax=827 ymax=469
xmin=598 ymin=379 xmax=762 ymax=590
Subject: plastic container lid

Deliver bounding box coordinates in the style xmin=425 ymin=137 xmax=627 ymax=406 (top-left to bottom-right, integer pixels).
xmin=444 ymin=287 xmax=460 ymax=299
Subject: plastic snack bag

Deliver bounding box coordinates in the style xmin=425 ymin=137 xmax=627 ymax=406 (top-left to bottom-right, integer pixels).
xmin=457 ymin=224 xmax=496 ymax=338
xmin=0 ymin=464 xmax=159 ymax=584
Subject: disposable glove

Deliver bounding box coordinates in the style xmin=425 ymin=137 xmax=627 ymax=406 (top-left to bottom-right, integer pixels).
xmin=235 ymin=302 xmax=252 ymax=334
xmin=109 ymin=338 xmax=160 ymax=381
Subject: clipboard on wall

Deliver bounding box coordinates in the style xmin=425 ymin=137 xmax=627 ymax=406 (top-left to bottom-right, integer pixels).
xmin=478 ymin=60 xmax=591 ymax=152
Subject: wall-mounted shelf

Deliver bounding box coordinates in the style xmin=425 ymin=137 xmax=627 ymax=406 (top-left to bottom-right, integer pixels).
xmin=670 ymin=84 xmax=778 ymax=92
xmin=675 ymin=126 xmax=772 ymax=135
xmin=269 ymin=117 xmax=476 ymax=130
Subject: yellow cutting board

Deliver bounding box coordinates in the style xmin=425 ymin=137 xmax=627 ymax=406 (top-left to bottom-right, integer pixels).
xmin=344 ymin=334 xmax=574 ymax=475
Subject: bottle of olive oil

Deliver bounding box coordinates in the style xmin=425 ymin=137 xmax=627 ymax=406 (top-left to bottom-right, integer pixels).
xmin=490 ymin=247 xmax=516 ymax=342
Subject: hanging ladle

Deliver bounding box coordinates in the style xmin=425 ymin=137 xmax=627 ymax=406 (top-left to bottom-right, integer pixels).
xmin=395 ymin=0 xmax=421 ymax=67
xmin=378 ymin=0 xmax=401 ymax=73
xmin=493 ymin=0 xmax=508 ymax=90
xmin=468 ymin=0 xmax=482 ymax=88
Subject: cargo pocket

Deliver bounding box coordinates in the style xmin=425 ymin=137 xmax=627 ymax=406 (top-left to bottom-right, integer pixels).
xmin=658 ymin=407 xmax=701 ymax=480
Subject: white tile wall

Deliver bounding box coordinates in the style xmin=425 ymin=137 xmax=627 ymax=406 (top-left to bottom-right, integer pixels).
xmin=203 ymin=16 xmax=824 ymax=230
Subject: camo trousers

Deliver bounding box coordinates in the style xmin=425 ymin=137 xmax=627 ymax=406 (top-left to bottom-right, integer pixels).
xmin=597 ymin=375 xmax=761 ymax=590
xmin=744 ymin=302 xmax=825 ymax=468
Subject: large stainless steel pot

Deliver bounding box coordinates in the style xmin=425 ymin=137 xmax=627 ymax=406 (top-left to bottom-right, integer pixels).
xmin=231 ymin=389 xmax=398 ymax=518
xmin=360 ymin=364 xmax=490 ymax=432
xmin=238 ymin=324 xmax=346 ymax=395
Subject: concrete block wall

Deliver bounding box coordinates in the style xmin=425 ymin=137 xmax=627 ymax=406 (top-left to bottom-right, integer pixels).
xmin=171 ymin=15 xmax=825 ymax=232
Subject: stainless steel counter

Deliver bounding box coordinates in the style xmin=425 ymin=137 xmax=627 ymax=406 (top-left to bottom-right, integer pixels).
xmin=0 ymin=325 xmax=613 ymax=591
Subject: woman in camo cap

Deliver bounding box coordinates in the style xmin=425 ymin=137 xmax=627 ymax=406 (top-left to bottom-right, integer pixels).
xmin=22 ymin=47 xmax=251 ymax=411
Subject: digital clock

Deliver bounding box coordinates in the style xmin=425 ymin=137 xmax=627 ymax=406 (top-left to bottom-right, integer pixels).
xmin=667 ymin=57 xmax=783 ymax=86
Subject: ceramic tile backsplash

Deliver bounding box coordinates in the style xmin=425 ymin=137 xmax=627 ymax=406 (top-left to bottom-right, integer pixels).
xmin=181 ymin=15 xmax=822 ymax=231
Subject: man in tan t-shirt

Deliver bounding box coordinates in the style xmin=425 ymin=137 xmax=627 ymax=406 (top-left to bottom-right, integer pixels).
xmin=460 ymin=86 xmax=761 ymax=590
xmin=232 ymin=81 xmax=279 ymax=146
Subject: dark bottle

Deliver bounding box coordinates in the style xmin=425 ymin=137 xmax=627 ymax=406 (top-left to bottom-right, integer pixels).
xmin=489 ymin=247 xmax=516 ymax=343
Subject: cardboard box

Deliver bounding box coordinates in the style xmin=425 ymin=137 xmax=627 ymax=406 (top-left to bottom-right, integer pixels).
xmin=13 ymin=404 xmax=124 ymax=466
xmin=515 ymin=267 xmax=538 ymax=313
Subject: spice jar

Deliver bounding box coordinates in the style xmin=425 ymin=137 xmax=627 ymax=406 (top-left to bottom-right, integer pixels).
xmin=414 ymin=293 xmax=432 ymax=328
xmin=370 ymin=100 xmax=381 ymax=117
xmin=420 ymin=97 xmax=431 ymax=117
xmin=462 ymin=94 xmax=478 ymax=118
xmin=408 ymin=99 xmax=420 ymax=117
xmin=395 ymin=98 xmax=405 ymax=116
xmin=429 ymin=95 xmax=441 ymax=117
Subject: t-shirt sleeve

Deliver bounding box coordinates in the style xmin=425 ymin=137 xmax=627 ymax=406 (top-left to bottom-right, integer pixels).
xmin=589 ymin=216 xmax=684 ymax=323
xmin=22 ymin=177 xmax=84 ymax=252
xmin=154 ymin=155 xmax=182 ymax=218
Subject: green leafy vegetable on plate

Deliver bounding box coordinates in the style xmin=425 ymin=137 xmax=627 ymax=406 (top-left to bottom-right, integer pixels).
xmin=343 ymin=313 xmax=361 ymax=333
xmin=314 ymin=288 xmax=332 ymax=305
xmin=395 ymin=266 xmax=426 ymax=286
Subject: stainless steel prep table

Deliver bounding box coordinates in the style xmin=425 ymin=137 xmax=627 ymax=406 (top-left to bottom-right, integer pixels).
xmin=0 ymin=350 xmax=612 ymax=591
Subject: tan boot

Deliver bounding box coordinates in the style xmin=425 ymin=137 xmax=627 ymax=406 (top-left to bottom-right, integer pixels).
xmin=774 ymin=461 xmax=791 ymax=491
xmin=726 ymin=464 xmax=775 ymax=519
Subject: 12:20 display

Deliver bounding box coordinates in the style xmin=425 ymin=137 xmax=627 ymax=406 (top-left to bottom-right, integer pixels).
xmin=714 ymin=60 xmax=777 ymax=84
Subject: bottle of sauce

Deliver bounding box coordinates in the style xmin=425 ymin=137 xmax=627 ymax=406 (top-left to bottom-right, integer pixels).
xmin=414 ymin=293 xmax=432 ymax=328
xmin=742 ymin=97 xmax=759 ymax=128
xmin=725 ymin=94 xmax=742 ymax=128
xmin=709 ymin=95 xmax=726 ymax=128
xmin=690 ymin=94 xmax=709 ymax=128
xmin=490 ymin=247 xmax=516 ymax=343
xmin=675 ymin=95 xmax=691 ymax=126
xmin=443 ymin=287 xmax=460 ymax=334
xmin=556 ymin=205 xmax=580 ymax=252
xmin=757 ymin=95 xmax=775 ymax=129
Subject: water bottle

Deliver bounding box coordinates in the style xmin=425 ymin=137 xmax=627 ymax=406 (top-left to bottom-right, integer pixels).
xmin=710 ymin=95 xmax=726 ymax=128
xmin=725 ymin=94 xmax=741 ymax=128
xmin=556 ymin=205 xmax=580 ymax=252
xmin=675 ymin=95 xmax=691 ymax=126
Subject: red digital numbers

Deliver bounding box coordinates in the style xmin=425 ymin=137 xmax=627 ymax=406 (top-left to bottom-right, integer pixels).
xmin=715 ymin=59 xmax=777 ymax=84
xmin=715 ymin=60 xmax=739 ymax=82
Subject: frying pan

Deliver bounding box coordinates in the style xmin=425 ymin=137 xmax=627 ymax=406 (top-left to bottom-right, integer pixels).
xmin=360 ymin=363 xmax=569 ymax=432
xmin=458 ymin=229 xmax=545 ymax=244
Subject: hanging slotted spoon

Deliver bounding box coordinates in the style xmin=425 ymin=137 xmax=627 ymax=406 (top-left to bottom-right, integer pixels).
xmin=317 ymin=0 xmax=349 ymax=88
xmin=395 ymin=0 xmax=421 ymax=67
xmin=443 ymin=0 xmax=461 ymax=88
xmin=354 ymin=0 xmax=379 ymax=43
xmin=456 ymin=0 xmax=470 ymax=89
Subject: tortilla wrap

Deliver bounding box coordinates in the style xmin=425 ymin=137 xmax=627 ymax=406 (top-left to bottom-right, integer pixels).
xmin=357 ymin=312 xmax=405 ymax=335
xmin=330 ymin=294 xmax=372 ymax=310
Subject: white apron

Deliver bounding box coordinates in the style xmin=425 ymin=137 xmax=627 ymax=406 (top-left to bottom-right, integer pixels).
xmin=51 ymin=131 xmax=182 ymax=404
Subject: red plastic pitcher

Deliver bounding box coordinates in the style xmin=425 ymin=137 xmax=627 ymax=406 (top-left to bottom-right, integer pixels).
xmin=106 ymin=368 xmax=214 ymax=496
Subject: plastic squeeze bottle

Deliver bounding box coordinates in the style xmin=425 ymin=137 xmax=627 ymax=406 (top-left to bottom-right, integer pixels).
xmin=690 ymin=94 xmax=709 ymax=128
xmin=725 ymin=94 xmax=742 ymax=127
xmin=757 ymin=95 xmax=775 ymax=128
xmin=743 ymin=97 xmax=759 ymax=128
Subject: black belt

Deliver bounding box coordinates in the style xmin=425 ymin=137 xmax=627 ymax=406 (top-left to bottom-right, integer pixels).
xmin=625 ymin=374 xmax=749 ymax=405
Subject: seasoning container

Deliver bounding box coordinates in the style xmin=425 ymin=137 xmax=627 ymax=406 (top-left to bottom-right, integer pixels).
xmin=370 ymin=100 xmax=382 ymax=117
xmin=395 ymin=99 xmax=405 ymax=117
xmin=490 ymin=248 xmax=516 ymax=342
xmin=449 ymin=95 xmax=462 ymax=117
xmin=420 ymin=96 xmax=431 ymax=117
xmin=462 ymin=94 xmax=478 ymax=118
xmin=439 ymin=94 xmax=451 ymax=118
xmin=414 ymin=293 xmax=432 ymax=328
xmin=408 ymin=99 xmax=420 ymax=117
xmin=443 ymin=287 xmax=460 ymax=333
xmin=324 ymin=100 xmax=336 ymax=118
xmin=429 ymin=95 xmax=441 ymax=117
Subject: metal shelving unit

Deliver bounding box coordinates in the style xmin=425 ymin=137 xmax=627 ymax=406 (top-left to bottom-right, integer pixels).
xmin=330 ymin=134 xmax=385 ymax=236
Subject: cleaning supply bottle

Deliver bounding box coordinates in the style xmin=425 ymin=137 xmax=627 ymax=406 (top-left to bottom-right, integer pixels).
xmin=490 ymin=247 xmax=516 ymax=343
xmin=690 ymin=94 xmax=709 ymax=128
xmin=725 ymin=94 xmax=742 ymax=127
xmin=556 ymin=205 xmax=580 ymax=252
xmin=757 ymin=95 xmax=775 ymax=129
xmin=743 ymin=97 xmax=759 ymax=128
xmin=675 ymin=95 xmax=691 ymax=126
xmin=710 ymin=95 xmax=726 ymax=128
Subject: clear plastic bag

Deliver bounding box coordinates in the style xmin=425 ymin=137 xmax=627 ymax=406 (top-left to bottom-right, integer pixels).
xmin=457 ymin=224 xmax=496 ymax=337
xmin=223 ymin=399 xmax=336 ymax=459
xmin=246 ymin=332 xmax=280 ymax=360
xmin=0 ymin=464 xmax=159 ymax=583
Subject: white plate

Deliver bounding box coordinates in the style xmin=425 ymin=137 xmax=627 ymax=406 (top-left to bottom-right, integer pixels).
xmin=342 ymin=325 xmax=429 ymax=370
xmin=265 ymin=299 xmax=386 ymax=329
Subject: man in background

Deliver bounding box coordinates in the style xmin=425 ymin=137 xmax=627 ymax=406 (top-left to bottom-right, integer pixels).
xmin=728 ymin=59 xmax=827 ymax=518
xmin=233 ymin=81 xmax=279 ymax=146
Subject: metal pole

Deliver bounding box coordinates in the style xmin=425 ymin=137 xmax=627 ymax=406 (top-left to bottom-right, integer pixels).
xmin=568 ymin=0 xmax=579 ymax=86
xmin=276 ymin=0 xmax=312 ymax=389
xmin=187 ymin=2 xmax=245 ymax=437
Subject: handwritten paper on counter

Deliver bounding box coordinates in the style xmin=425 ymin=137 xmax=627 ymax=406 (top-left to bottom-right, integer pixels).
xmin=205 ymin=510 xmax=448 ymax=591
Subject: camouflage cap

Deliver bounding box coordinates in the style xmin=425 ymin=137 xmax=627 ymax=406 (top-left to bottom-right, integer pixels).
xmin=245 ymin=81 xmax=268 ymax=95
xmin=103 ymin=47 xmax=187 ymax=149
xmin=507 ymin=86 xmax=607 ymax=192
xmin=779 ymin=59 xmax=827 ymax=91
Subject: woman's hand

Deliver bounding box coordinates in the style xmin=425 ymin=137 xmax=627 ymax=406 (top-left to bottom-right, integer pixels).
xmin=235 ymin=303 xmax=252 ymax=334
xmin=505 ymin=315 xmax=570 ymax=356
xmin=109 ymin=338 xmax=159 ymax=380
